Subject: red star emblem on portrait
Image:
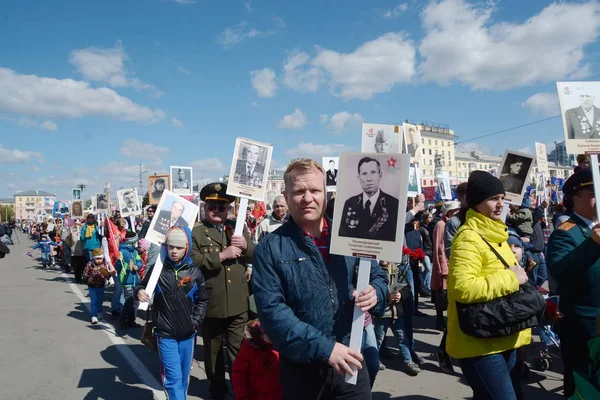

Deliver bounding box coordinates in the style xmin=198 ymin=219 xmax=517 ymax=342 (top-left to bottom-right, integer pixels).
xmin=387 ymin=157 xmax=397 ymax=168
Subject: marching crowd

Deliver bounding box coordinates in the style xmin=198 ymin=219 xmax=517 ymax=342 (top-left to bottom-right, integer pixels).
xmin=6 ymin=155 xmax=600 ymax=400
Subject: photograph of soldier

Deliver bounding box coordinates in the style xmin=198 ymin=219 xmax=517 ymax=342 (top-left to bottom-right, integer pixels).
xmin=499 ymin=150 xmax=534 ymax=204
xmin=170 ymin=166 xmax=193 ymax=195
xmin=148 ymin=175 xmax=169 ymax=205
xmin=233 ymin=142 xmax=267 ymax=188
xmin=438 ymin=173 xmax=452 ymax=200
xmin=361 ymin=123 xmax=402 ymax=154
xmin=72 ymin=189 xmax=81 ymax=200
xmin=407 ymin=163 xmax=420 ymax=197
xmin=71 ymin=201 xmax=84 ymax=218
xmin=144 ymin=190 xmax=198 ymax=246
xmin=404 ymin=123 xmax=421 ymax=162
xmin=564 ymin=88 xmax=600 ymax=139
xmin=117 ymin=189 xmax=140 ymax=217
xmin=338 ymin=156 xmax=400 ymax=242
xmin=154 ymin=201 xmax=188 ymax=236
xmin=96 ymin=193 xmax=109 ymax=212
xmin=265 ymin=190 xmax=277 ymax=212
xmin=324 ymin=158 xmax=339 ymax=187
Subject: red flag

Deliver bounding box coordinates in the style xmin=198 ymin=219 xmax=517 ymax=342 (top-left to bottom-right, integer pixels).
xmin=105 ymin=218 xmax=121 ymax=265
xmin=251 ymin=202 xmax=267 ymax=220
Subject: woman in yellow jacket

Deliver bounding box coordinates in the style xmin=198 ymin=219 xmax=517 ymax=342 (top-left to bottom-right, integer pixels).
xmin=447 ymin=171 xmax=531 ymax=399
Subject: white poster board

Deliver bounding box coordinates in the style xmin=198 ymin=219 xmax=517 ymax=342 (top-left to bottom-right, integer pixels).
xmin=322 ymin=156 xmax=339 ymax=192
xmin=557 ymin=81 xmax=600 ymax=155
xmin=361 ymin=123 xmax=403 ymax=154
xmin=226 ymin=137 xmax=273 ymax=202
xmin=438 ymin=172 xmax=452 ymax=200
xmin=330 ymin=153 xmax=409 ymax=263
xmin=535 ymin=142 xmax=549 ymax=175
xmin=403 ymin=123 xmax=421 ymax=164
xmin=116 ymin=188 xmax=140 ymax=218
xmin=144 ymin=189 xmax=199 ymax=247
xmin=498 ymin=150 xmax=535 ymax=205
xmin=407 ymin=163 xmax=421 ymax=197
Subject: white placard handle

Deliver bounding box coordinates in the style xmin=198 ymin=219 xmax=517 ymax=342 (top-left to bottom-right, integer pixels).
xmin=501 ymin=201 xmax=510 ymax=223
xmin=138 ymin=252 xmax=165 ymax=311
xmin=345 ymin=258 xmax=371 ymax=384
xmin=234 ymin=198 xmax=249 ymax=236
xmin=591 ymin=156 xmax=600 ymax=219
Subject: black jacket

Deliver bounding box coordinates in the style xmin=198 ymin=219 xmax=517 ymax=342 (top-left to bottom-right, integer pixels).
xmin=419 ymin=226 xmax=433 ymax=257
xmin=135 ymin=228 xmax=208 ymax=340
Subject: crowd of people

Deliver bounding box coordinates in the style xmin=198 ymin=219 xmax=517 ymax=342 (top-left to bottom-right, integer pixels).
xmin=6 ymin=155 xmax=600 ymax=399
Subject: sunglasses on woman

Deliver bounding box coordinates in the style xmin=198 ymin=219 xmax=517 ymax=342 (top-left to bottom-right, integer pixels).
xmin=207 ymin=203 xmax=227 ymax=212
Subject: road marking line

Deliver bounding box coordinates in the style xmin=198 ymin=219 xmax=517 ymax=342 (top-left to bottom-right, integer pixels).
xmin=62 ymin=273 xmax=166 ymax=400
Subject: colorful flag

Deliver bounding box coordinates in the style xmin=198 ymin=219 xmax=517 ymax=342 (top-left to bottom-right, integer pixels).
xmin=252 ymin=202 xmax=267 ymax=220
xmin=105 ymin=218 xmax=121 ymax=265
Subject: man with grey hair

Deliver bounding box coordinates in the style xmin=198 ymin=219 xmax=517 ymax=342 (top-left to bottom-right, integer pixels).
xmin=565 ymin=89 xmax=600 ymax=139
xmin=155 ymin=201 xmax=188 ymax=236
xmin=255 ymin=195 xmax=288 ymax=242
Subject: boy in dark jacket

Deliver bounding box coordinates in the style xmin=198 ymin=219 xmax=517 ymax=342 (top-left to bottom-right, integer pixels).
xmin=136 ymin=226 xmax=208 ymax=400
xmin=117 ymin=231 xmax=143 ymax=328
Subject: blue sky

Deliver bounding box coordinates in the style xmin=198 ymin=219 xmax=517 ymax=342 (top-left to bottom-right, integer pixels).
xmin=1 ymin=0 xmax=599 ymax=200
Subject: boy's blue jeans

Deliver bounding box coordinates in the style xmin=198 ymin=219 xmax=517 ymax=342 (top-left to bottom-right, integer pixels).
xmin=111 ymin=276 xmax=125 ymax=313
xmin=362 ymin=323 xmax=379 ymax=387
xmin=373 ymin=295 xmax=418 ymax=364
xmin=158 ymin=334 xmax=195 ymax=400
xmin=41 ymin=252 xmax=50 ymax=268
xmin=88 ymin=287 xmax=105 ymax=318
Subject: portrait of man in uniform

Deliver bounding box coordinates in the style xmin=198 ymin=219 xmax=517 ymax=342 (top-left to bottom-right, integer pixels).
xmin=338 ymin=156 xmax=399 ymax=242
xmin=233 ymin=143 xmax=266 ymax=188
xmin=96 ymin=193 xmax=109 ymax=211
xmin=407 ymin=164 xmax=420 ymax=196
xmin=404 ymin=123 xmax=421 ymax=162
xmin=72 ymin=189 xmax=81 ymax=200
xmin=326 ymin=159 xmax=338 ymax=186
xmin=565 ymin=89 xmax=600 ymax=139
xmin=498 ymin=150 xmax=534 ymax=204
xmin=170 ymin=166 xmax=193 ymax=195
xmin=148 ymin=175 xmax=169 ymax=204
xmin=154 ymin=201 xmax=188 ymax=236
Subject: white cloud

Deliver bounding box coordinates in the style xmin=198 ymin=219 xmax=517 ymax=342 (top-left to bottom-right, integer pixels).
xmin=518 ymin=146 xmax=534 ymax=155
xmin=171 ymin=117 xmax=184 ymax=129
xmin=278 ymin=108 xmax=308 ymax=130
xmin=455 ymin=142 xmax=493 ymax=156
xmin=311 ymin=32 xmax=416 ymax=100
xmin=521 ymin=92 xmax=560 ymax=117
xmin=189 ymin=157 xmax=225 ymax=172
xmin=69 ymin=42 xmax=161 ymax=95
xmin=177 ymin=66 xmax=191 ymax=74
xmin=319 ymin=114 xmax=329 ymax=123
xmin=285 ymin=142 xmax=352 ymax=158
xmin=250 ymin=68 xmax=278 ymax=98
xmin=120 ymin=139 xmax=170 ymax=162
xmin=0 ymin=68 xmax=165 ymax=123
xmin=322 ymin=111 xmax=364 ymax=134
xmin=0 ymin=144 xmax=44 ymax=163
xmin=251 ymin=101 xmax=259 ymax=107
xmin=419 ymin=0 xmax=600 ymax=90
xmin=30 ymin=166 xmax=42 ymax=172
xmin=282 ymin=50 xmax=321 ymax=92
xmin=41 ymin=120 xmax=58 ymax=131
xmin=218 ymin=22 xmax=270 ymax=48
xmin=244 ymin=0 xmax=253 ymax=12
xmin=1 ymin=115 xmax=58 ymax=131
xmin=383 ymin=3 xmax=408 ymax=18
xmin=173 ymin=0 xmax=196 ymax=4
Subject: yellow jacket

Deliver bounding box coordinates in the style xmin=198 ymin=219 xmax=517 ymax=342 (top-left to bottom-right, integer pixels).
xmin=446 ymin=209 xmax=531 ymax=359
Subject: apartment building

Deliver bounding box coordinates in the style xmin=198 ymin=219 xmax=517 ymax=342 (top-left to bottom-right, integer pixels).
xmin=14 ymin=190 xmax=56 ymax=221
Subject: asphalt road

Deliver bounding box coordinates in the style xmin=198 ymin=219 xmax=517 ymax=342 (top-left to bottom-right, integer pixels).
xmin=0 ymin=234 xmax=564 ymax=399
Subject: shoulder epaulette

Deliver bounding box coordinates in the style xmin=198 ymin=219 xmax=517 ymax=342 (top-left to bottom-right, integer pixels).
xmin=558 ymin=220 xmax=576 ymax=231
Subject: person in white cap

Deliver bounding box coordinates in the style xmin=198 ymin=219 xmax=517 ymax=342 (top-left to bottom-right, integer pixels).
xmin=432 ymin=200 xmax=461 ymax=373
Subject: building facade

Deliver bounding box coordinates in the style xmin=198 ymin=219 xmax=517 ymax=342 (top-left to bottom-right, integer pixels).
xmin=417 ymin=124 xmax=458 ymax=187
xmin=548 ymin=141 xmax=574 ymax=167
xmin=14 ymin=190 xmax=56 ymax=221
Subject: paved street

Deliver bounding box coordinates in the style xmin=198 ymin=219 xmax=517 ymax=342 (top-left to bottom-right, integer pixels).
xmin=1 ymin=235 xmax=564 ymax=399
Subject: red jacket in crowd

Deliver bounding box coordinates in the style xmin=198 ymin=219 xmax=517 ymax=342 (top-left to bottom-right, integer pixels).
xmin=231 ymin=339 xmax=282 ymax=400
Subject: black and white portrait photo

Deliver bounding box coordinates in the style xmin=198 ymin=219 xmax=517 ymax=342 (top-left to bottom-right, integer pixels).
xmin=72 ymin=189 xmax=81 ymax=200
xmin=407 ymin=163 xmax=421 ymax=197
xmin=148 ymin=174 xmax=170 ymax=205
xmin=96 ymin=193 xmax=109 ymax=212
xmin=170 ymin=166 xmax=193 ymax=195
xmin=145 ymin=189 xmax=199 ymax=246
xmin=403 ymin=123 xmax=421 ymax=163
xmin=558 ymin=81 xmax=600 ymax=154
xmin=499 ymin=150 xmax=535 ymax=205
xmin=330 ymin=153 xmax=410 ymax=262
xmin=265 ymin=190 xmax=277 ymax=212
xmin=361 ymin=123 xmax=402 ymax=154
xmin=536 ymin=173 xmax=545 ymax=197
xmin=322 ymin=156 xmax=339 ymax=192
xmin=227 ymin=137 xmax=273 ymax=202
xmin=438 ymin=173 xmax=452 ymax=200
xmin=71 ymin=200 xmax=84 ymax=218
xmin=116 ymin=188 xmax=140 ymax=217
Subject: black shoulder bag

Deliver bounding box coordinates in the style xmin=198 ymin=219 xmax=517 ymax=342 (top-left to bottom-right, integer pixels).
xmin=455 ymin=232 xmax=546 ymax=339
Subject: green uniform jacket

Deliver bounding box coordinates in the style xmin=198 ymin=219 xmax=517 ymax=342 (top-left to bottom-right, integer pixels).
xmin=191 ymin=220 xmax=254 ymax=319
xmin=547 ymin=215 xmax=600 ymax=336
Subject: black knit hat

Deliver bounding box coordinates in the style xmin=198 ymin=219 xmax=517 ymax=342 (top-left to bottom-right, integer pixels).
xmin=466 ymin=170 xmax=506 ymax=208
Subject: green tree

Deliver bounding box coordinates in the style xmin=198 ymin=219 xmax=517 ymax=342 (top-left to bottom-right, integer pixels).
xmin=142 ymin=191 xmax=149 ymax=207
xmin=0 ymin=205 xmax=15 ymax=222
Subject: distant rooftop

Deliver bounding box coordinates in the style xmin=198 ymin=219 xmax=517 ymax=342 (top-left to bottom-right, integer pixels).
xmin=0 ymin=198 xmax=15 ymax=204
xmin=14 ymin=190 xmax=57 ymax=197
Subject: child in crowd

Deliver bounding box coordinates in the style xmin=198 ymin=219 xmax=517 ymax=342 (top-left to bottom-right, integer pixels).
xmin=137 ymin=238 xmax=150 ymax=280
xmin=136 ymin=226 xmax=208 ymax=400
xmin=29 ymin=234 xmax=58 ymax=269
xmin=82 ymin=248 xmax=116 ymax=324
xmin=117 ymin=231 xmax=143 ymax=328
xmin=231 ymin=318 xmax=282 ymax=400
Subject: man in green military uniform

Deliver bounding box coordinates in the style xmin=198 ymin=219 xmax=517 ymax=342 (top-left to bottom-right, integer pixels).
xmin=547 ymin=168 xmax=600 ymax=398
xmin=191 ymin=183 xmax=254 ymax=399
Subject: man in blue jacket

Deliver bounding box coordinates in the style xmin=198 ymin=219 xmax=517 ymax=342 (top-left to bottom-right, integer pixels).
xmin=253 ymin=159 xmax=388 ymax=399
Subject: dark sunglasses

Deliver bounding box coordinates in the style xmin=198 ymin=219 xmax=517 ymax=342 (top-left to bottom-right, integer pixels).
xmin=207 ymin=203 xmax=227 ymax=212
